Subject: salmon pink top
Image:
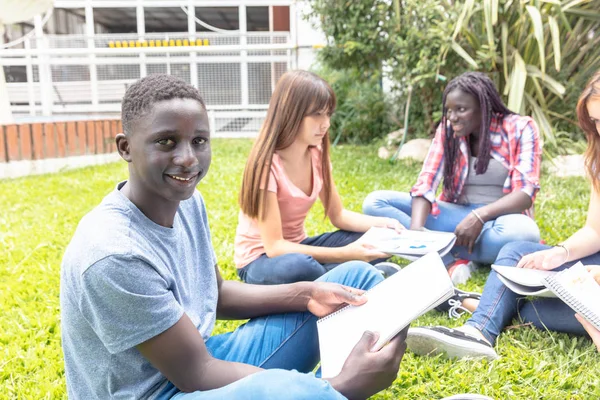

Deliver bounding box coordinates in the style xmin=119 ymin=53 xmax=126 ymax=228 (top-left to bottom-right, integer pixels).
xmin=234 ymin=146 xmax=324 ymax=269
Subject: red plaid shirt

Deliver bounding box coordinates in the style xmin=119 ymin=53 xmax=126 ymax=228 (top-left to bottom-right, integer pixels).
xmin=411 ymin=114 xmax=541 ymax=218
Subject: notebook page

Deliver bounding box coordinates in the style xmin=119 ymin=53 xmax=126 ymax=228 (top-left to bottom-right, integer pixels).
xmin=360 ymin=227 xmax=456 ymax=256
xmin=544 ymin=263 xmax=600 ymax=329
xmin=317 ymin=252 xmax=453 ymax=378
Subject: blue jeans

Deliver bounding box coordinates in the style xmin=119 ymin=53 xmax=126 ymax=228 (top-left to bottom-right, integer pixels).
xmin=362 ymin=191 xmax=540 ymax=265
xmin=157 ymin=261 xmax=384 ymax=400
xmin=466 ymin=241 xmax=600 ymax=345
xmin=238 ymin=230 xmax=387 ymax=285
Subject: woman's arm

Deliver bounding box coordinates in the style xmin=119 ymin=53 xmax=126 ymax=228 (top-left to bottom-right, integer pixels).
xmin=559 ymin=185 xmax=600 ymax=259
xmin=472 ymin=190 xmax=532 ymax=222
xmin=519 ymin=185 xmax=600 ymax=270
xmin=325 ymin=181 xmax=403 ymax=233
xmin=258 ymin=191 xmax=387 ymax=263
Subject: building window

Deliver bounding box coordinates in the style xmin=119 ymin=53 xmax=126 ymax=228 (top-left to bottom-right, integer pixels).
xmin=144 ymin=7 xmax=188 ymax=33
xmin=93 ymin=8 xmax=137 ymax=34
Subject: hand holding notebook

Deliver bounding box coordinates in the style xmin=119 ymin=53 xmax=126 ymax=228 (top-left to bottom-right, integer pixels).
xmin=359 ymin=227 xmax=457 ymax=260
xmin=317 ymin=252 xmax=454 ymax=378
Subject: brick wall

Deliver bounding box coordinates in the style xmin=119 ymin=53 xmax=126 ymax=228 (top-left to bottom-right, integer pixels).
xmin=0 ymin=119 xmax=122 ymax=163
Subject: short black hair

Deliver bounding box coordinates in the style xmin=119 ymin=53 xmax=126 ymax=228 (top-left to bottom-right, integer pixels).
xmin=121 ymin=74 xmax=206 ymax=135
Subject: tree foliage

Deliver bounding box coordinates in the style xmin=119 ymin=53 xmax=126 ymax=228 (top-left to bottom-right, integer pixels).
xmin=308 ymin=0 xmax=600 ymax=153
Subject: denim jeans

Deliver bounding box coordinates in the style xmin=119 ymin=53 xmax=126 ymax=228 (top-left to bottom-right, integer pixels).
xmin=466 ymin=241 xmax=600 ymax=345
xmin=157 ymin=261 xmax=384 ymax=400
xmin=362 ymin=191 xmax=540 ymax=265
xmin=238 ymin=230 xmax=387 ymax=285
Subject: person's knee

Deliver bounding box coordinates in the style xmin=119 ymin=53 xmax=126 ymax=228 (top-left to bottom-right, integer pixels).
xmin=331 ymin=260 xmax=383 ymax=290
xmin=276 ymin=254 xmax=325 ymax=283
xmin=496 ymin=241 xmax=539 ymax=265
xmin=246 ymin=370 xmax=342 ymax=399
xmin=362 ymin=190 xmax=387 ymax=215
xmin=493 ymin=217 xmax=540 ymax=243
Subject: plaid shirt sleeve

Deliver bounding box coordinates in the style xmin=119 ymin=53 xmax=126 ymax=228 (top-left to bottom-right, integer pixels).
xmin=411 ymin=123 xmax=445 ymax=203
xmin=510 ymin=117 xmax=542 ymax=199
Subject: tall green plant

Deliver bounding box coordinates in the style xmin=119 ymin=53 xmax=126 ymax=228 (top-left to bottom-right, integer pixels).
xmin=446 ymin=0 xmax=600 ymax=152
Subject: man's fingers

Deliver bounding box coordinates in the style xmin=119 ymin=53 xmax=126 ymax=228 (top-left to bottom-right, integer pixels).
xmin=340 ymin=285 xmax=366 ymax=296
xmin=356 ymin=330 xmax=379 ymax=352
xmin=378 ymin=329 xmax=408 ymax=359
xmin=335 ymin=286 xmax=367 ymax=306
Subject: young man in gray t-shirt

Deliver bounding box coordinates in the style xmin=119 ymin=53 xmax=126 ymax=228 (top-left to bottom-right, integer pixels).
xmin=60 ymin=74 xmax=408 ymax=399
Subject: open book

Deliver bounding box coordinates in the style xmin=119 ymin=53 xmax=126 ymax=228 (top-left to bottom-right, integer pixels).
xmin=316 ymin=252 xmax=454 ymax=378
xmin=360 ymin=227 xmax=456 ymax=260
xmin=491 ymin=264 xmax=558 ymax=298
xmin=542 ymin=263 xmax=600 ymax=331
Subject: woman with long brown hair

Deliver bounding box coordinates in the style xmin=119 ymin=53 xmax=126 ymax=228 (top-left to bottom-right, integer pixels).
xmin=234 ymin=70 xmax=402 ymax=285
xmin=407 ymin=71 xmax=600 ymax=359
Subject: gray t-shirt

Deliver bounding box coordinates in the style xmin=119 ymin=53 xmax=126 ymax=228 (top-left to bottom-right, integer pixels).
xmin=458 ymin=157 xmax=509 ymax=205
xmin=60 ymin=182 xmax=218 ymax=399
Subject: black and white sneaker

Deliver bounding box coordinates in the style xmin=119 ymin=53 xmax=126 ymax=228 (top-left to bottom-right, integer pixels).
xmin=435 ymin=288 xmax=482 ymax=318
xmin=374 ymin=262 xmax=401 ymax=278
xmin=406 ymin=326 xmax=499 ymax=360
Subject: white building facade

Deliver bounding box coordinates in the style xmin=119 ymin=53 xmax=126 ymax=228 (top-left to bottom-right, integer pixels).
xmin=1 ymin=0 xmax=323 ymax=136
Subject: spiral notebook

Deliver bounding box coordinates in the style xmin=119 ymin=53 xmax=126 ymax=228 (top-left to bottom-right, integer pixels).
xmin=360 ymin=227 xmax=456 ymax=261
xmin=542 ymin=263 xmax=600 ymax=331
xmin=316 ymin=252 xmax=454 ymax=378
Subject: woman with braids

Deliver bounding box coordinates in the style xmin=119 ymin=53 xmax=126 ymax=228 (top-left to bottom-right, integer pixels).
xmin=407 ymin=71 xmax=600 ymax=360
xmin=363 ymin=72 xmax=542 ymax=288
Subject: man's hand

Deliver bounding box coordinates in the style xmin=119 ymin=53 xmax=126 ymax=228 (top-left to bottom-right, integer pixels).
xmin=575 ymin=314 xmax=600 ymax=352
xmin=329 ymin=329 xmax=408 ymax=400
xmin=516 ymin=247 xmax=567 ymax=270
xmin=454 ymin=213 xmax=484 ymax=254
xmin=306 ymin=283 xmax=367 ymax=318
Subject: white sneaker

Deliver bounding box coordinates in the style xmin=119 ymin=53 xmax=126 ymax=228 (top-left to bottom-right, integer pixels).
xmin=406 ymin=326 xmax=499 ymax=361
xmin=447 ymin=260 xmax=478 ymax=285
xmin=440 ymin=395 xmax=494 ymax=400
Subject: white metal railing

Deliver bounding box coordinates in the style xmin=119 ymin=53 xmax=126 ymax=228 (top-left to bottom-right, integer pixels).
xmin=2 ymin=32 xmax=295 ymax=136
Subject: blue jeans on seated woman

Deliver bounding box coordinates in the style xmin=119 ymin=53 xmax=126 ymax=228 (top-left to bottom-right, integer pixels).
xmin=157 ymin=261 xmax=384 ymax=400
xmin=466 ymin=241 xmax=600 ymax=345
xmin=362 ymin=190 xmax=540 ymax=265
xmin=238 ymin=230 xmax=387 ymax=285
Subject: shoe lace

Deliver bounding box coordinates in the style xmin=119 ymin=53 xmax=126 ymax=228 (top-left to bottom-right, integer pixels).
xmin=447 ymin=298 xmax=472 ymax=319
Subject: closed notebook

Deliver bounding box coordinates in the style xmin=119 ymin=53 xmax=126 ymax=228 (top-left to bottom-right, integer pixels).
xmin=360 ymin=227 xmax=457 ymax=260
xmin=542 ymin=263 xmax=600 ymax=331
xmin=316 ymin=252 xmax=454 ymax=379
xmin=491 ymin=264 xmax=558 ymax=298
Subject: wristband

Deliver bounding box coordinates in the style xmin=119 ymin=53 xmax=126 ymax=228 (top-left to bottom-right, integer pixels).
xmin=471 ymin=210 xmax=485 ymax=226
xmin=555 ymin=244 xmax=570 ymax=264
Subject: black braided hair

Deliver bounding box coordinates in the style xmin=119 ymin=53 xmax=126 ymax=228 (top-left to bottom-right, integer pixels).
xmin=121 ymin=74 xmax=206 ymax=135
xmin=441 ymin=72 xmax=514 ymax=198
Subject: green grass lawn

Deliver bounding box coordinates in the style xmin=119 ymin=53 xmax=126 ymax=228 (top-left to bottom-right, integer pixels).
xmin=1 ymin=139 xmax=599 ymax=399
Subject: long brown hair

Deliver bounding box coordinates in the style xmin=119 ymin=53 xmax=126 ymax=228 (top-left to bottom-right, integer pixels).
xmin=576 ymin=70 xmax=600 ymax=192
xmin=239 ymin=70 xmax=336 ymax=219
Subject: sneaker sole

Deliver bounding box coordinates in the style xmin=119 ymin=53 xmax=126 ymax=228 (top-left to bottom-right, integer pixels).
xmin=406 ymin=327 xmax=499 ymax=360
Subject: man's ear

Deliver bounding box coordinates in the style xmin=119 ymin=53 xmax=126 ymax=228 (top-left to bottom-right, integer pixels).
xmin=115 ymin=133 xmax=132 ymax=162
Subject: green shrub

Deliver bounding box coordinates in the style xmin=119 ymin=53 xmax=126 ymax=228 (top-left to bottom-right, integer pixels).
xmin=315 ymin=67 xmax=396 ymax=144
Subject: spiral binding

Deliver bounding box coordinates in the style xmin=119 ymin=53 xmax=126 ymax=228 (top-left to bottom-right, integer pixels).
xmin=317 ymin=285 xmax=379 ymax=323
xmin=317 ymin=303 xmax=354 ymax=323
xmin=544 ymin=276 xmax=600 ymax=328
